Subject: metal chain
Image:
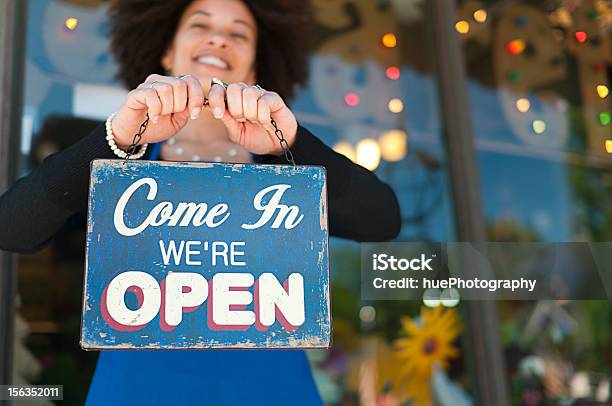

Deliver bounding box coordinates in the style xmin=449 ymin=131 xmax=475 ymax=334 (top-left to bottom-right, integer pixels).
xmin=270 ymin=118 xmax=296 ymax=167
xmin=203 ymin=92 xmax=296 ymax=166
xmin=124 ymin=113 xmax=149 ymax=160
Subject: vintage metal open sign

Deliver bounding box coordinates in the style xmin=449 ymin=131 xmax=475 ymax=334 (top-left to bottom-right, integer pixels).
xmin=81 ymin=160 xmax=330 ymax=350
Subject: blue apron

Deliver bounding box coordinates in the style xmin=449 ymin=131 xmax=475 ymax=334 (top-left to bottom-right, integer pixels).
xmin=85 ymin=142 xmax=322 ymax=405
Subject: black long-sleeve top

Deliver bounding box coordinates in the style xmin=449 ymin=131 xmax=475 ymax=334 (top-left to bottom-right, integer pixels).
xmin=0 ymin=122 xmax=401 ymax=254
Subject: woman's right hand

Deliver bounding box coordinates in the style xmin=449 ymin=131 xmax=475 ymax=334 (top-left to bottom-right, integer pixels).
xmin=111 ymin=74 xmax=205 ymax=148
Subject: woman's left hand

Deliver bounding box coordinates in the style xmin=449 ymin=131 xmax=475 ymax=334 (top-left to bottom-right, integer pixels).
xmin=205 ymin=82 xmax=297 ymax=156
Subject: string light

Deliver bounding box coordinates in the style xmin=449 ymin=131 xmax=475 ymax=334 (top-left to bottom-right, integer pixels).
xmin=593 ymin=63 xmax=605 ymax=73
xmin=385 ymin=66 xmax=401 ymax=80
xmin=359 ymin=306 xmax=376 ymax=323
xmin=388 ymin=98 xmax=404 ymax=113
xmin=422 ymin=289 xmax=441 ymax=308
xmin=473 ymin=9 xmax=487 ymax=23
xmin=516 ymin=98 xmax=531 ymax=112
xmin=507 ymin=39 xmax=526 ymax=55
xmin=605 ymin=140 xmax=612 ymax=154
xmin=574 ymin=31 xmax=588 ymax=43
xmin=586 ymin=10 xmax=599 ymax=20
xmin=532 ymin=120 xmax=546 ymax=134
xmin=333 ymin=141 xmax=356 ymax=162
xmin=440 ymin=288 xmax=461 ymax=308
xmin=356 ymin=138 xmax=381 ymax=171
xmin=344 ymin=92 xmax=360 ymax=107
xmin=382 ymin=33 xmax=397 ymax=48
xmin=507 ymin=70 xmax=521 ymax=82
xmin=514 ymin=16 xmax=528 ymax=27
xmin=600 ymin=112 xmax=611 ymax=126
xmin=596 ymin=85 xmax=609 ymax=99
xmin=65 ymin=17 xmax=78 ymax=31
xmin=379 ymin=130 xmax=407 ymax=162
xmin=455 ymin=20 xmax=470 ymax=34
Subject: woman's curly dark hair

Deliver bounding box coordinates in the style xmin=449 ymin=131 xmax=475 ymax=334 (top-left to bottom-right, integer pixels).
xmin=108 ymin=0 xmax=314 ymax=102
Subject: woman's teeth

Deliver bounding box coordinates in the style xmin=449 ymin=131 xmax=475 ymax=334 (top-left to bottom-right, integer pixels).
xmin=196 ymin=56 xmax=228 ymax=69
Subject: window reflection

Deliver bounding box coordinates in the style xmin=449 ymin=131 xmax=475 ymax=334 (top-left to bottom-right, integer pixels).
xmin=458 ymin=0 xmax=610 ymax=404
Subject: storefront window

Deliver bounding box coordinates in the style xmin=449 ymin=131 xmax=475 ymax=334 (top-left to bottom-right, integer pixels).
xmin=457 ymin=0 xmax=611 ymax=403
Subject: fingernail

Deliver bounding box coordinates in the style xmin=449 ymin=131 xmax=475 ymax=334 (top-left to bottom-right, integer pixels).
xmin=152 ymin=115 xmax=159 ymax=123
xmin=191 ymin=107 xmax=201 ymax=119
xmin=213 ymin=107 xmax=223 ymax=118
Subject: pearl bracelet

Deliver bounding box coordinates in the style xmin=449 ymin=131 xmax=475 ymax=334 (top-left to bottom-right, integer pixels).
xmin=105 ymin=112 xmax=148 ymax=159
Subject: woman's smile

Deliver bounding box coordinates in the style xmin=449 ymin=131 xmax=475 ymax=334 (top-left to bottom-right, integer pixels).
xmin=193 ymin=53 xmax=232 ymax=77
xmin=194 ymin=54 xmax=230 ymax=71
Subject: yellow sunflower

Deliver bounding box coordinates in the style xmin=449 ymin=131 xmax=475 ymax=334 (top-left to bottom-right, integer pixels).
xmin=392 ymin=306 xmax=462 ymax=405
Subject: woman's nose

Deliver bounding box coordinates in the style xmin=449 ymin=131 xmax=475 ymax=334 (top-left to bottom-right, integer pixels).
xmin=207 ymin=34 xmax=227 ymax=49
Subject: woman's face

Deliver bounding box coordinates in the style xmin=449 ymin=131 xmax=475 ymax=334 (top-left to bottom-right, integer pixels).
xmin=162 ymin=0 xmax=257 ymax=90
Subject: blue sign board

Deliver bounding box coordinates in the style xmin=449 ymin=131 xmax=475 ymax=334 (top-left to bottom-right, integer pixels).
xmin=81 ymin=159 xmax=330 ymax=350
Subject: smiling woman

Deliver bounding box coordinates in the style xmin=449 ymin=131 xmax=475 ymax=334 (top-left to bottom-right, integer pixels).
xmin=109 ymin=0 xmax=312 ymax=102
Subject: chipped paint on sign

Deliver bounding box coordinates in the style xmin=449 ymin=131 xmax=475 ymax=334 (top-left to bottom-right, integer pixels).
xmin=81 ymin=159 xmax=330 ymax=350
